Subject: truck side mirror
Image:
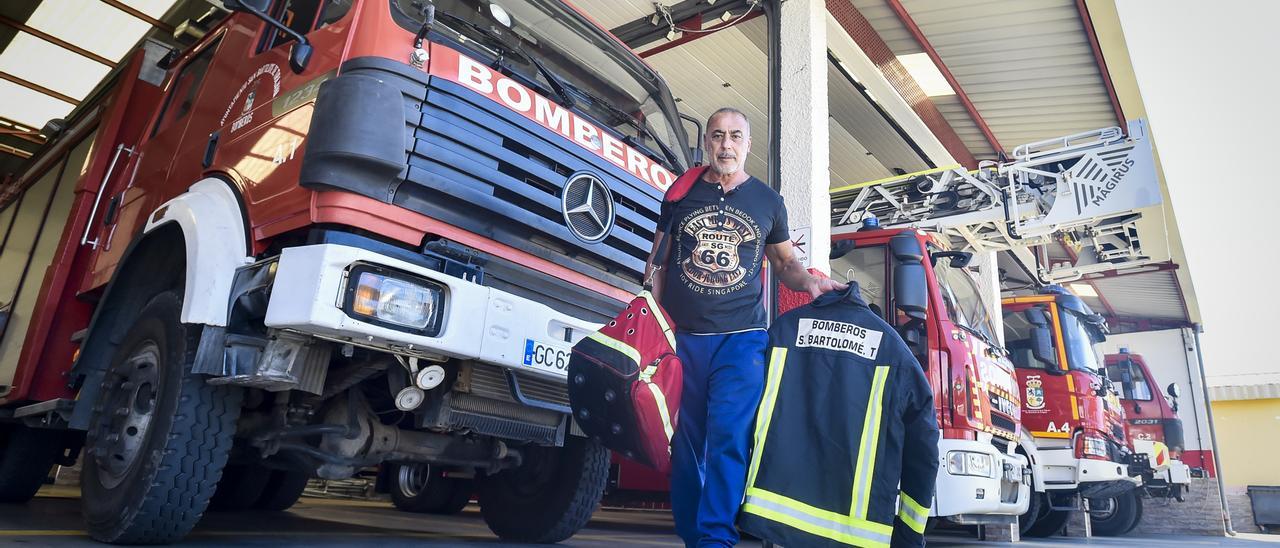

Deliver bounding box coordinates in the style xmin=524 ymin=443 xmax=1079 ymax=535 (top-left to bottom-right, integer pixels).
xmin=679 ymin=112 xmax=704 ymax=166
xmin=930 ymin=250 xmax=972 ymax=268
xmin=223 ymin=0 xmax=312 ymax=73
xmin=890 ymin=233 xmax=926 ymax=321
xmin=830 ymin=239 xmax=856 ymax=260
xmin=1167 ymin=382 xmax=1181 ymax=412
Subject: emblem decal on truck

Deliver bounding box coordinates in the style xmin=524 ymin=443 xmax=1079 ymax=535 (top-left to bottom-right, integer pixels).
xmin=221 ymin=63 xmax=283 ymax=133
xmin=1025 ymin=376 xmax=1046 ymax=410
xmin=561 ymin=172 xmax=615 ymax=243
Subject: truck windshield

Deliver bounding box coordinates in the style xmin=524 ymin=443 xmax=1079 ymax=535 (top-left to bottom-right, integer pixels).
xmin=933 ymin=258 xmax=999 ymax=345
xmin=391 ymin=0 xmax=686 ymax=171
xmin=1059 ymin=310 xmax=1103 ymax=374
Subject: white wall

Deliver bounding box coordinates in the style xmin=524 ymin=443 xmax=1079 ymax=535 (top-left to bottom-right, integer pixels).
xmin=1114 ymin=0 xmax=1280 ymax=384
xmin=1102 ymin=329 xmax=1211 ymax=454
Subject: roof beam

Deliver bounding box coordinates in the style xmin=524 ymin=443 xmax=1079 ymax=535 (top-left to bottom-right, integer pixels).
xmin=883 ymin=0 xmax=1003 ymax=158
xmin=0 ymin=142 xmax=33 ymax=159
xmin=0 ymin=15 xmax=116 ymax=67
xmin=1079 ymin=261 xmax=1179 ymax=281
xmin=97 ymin=0 xmax=175 ymax=33
xmin=0 ymin=71 xmax=77 ymax=105
xmin=825 ymin=0 xmax=976 ymax=168
xmin=1074 ymin=0 xmax=1126 ymax=127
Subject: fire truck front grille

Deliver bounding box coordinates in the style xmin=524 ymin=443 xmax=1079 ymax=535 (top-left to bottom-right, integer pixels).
xmin=990 ymin=413 xmax=1018 ymax=438
xmin=404 ymin=78 xmax=661 ymax=288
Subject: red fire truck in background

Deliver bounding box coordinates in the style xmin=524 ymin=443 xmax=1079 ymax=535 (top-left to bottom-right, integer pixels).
xmin=1003 ymin=287 xmax=1141 ymax=536
xmin=0 ymin=0 xmax=695 ymax=543
xmin=1104 ymin=350 xmax=1195 ymax=503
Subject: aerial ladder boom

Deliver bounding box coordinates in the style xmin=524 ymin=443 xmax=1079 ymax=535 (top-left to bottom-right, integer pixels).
xmin=831 ymin=120 xmax=1161 ymax=283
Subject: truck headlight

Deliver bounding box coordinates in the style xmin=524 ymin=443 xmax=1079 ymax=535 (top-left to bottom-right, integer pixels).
xmin=947 ymin=451 xmax=994 ymax=478
xmin=343 ymin=265 xmax=444 ymax=335
xmin=1081 ymin=436 xmax=1108 ymax=458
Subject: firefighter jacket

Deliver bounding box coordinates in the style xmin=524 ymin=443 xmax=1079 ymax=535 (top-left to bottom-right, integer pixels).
xmin=738 ymin=283 xmax=940 ymax=548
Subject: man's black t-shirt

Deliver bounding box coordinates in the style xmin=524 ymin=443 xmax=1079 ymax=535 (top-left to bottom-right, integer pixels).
xmin=658 ymin=175 xmax=789 ymax=334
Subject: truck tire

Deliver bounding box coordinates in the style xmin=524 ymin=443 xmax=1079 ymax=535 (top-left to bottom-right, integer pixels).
xmin=390 ymin=462 xmax=465 ymax=514
xmin=209 ymin=464 xmax=271 ymax=511
xmin=438 ymin=480 xmax=473 ymax=515
xmin=80 ymin=291 xmax=243 ymax=544
xmin=254 ymin=468 xmax=311 ymax=512
xmin=1088 ymin=490 xmax=1141 ymax=536
xmin=1123 ymin=491 xmax=1144 ymax=534
xmin=1024 ymin=507 xmax=1069 ymax=538
xmin=210 ymin=464 xmax=310 ymax=512
xmin=477 ymin=436 xmax=608 ymax=543
xmin=0 ymin=424 xmax=63 ymax=503
xmin=1017 ymin=490 xmax=1044 ymax=536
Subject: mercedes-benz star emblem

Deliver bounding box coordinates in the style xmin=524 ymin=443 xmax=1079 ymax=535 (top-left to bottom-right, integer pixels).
xmin=561 ymin=172 xmax=615 ymax=244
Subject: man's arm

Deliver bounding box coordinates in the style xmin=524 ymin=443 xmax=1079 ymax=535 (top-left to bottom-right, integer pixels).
xmin=765 ymin=240 xmax=848 ymax=299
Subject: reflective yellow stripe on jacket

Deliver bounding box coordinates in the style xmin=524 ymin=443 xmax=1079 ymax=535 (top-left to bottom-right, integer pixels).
xmin=898 ymin=491 xmax=929 ymax=534
xmin=851 ymin=366 xmax=891 ymax=518
xmin=743 ymin=488 xmax=893 ymax=548
xmin=743 ymin=357 xmax=895 ymax=546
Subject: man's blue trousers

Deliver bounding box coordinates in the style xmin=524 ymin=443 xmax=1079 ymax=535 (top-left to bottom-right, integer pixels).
xmin=670 ymin=330 xmax=768 ymax=547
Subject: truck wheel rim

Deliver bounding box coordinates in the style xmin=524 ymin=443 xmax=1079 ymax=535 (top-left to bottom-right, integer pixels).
xmin=91 ymin=341 xmax=161 ymax=490
xmin=398 ymin=464 xmax=432 ymax=498
xmin=1090 ymin=497 xmax=1117 ymax=520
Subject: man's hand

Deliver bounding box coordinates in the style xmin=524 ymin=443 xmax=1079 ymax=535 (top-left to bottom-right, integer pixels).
xmin=766 ymin=241 xmax=849 ymax=297
xmin=804 ymin=275 xmax=848 ymax=299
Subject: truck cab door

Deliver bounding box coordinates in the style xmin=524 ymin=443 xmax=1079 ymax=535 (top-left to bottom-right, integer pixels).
xmin=81 ymin=37 xmax=224 ymax=292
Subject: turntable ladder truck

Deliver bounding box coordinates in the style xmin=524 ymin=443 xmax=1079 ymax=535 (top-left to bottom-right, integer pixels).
xmin=829 ymin=120 xmax=1166 ymax=537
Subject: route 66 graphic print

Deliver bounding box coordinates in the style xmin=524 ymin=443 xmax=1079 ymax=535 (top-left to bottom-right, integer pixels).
xmin=679 ymin=206 xmax=762 ymax=294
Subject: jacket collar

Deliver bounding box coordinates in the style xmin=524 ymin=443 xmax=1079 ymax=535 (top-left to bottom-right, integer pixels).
xmin=812 ymin=281 xmax=868 ymax=308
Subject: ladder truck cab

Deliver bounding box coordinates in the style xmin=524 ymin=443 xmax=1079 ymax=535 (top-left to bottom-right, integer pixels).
xmin=824 ymin=221 xmax=1031 ymax=527
xmin=1002 ymin=286 xmax=1142 ymax=536
xmin=0 ymin=0 xmax=693 ymax=544
xmin=1105 ymin=349 xmax=1194 ymax=501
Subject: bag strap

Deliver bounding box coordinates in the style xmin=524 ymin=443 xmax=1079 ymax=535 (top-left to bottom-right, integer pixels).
xmin=644 ymin=167 xmax=707 ymax=290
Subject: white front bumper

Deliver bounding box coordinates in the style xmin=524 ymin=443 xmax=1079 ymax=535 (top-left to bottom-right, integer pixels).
xmin=934 ymin=439 xmax=1030 ymax=517
xmin=1037 ymin=447 xmax=1139 ymax=489
xmin=264 ymin=244 xmax=602 ymax=381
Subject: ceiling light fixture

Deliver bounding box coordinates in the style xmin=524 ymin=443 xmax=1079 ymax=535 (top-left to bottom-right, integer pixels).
xmin=896 ymin=52 xmax=955 ymax=97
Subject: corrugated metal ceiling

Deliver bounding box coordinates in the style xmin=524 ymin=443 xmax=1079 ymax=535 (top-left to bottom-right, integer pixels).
xmin=1092 ymin=270 xmax=1187 ymax=321
xmin=577 ymin=0 xmax=925 ymax=187
xmin=849 ymin=0 xmax=1120 ymax=159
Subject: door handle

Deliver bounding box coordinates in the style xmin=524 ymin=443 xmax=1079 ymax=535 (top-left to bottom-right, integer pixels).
xmin=82 ymin=144 xmax=135 ymax=249
xmin=103 ymin=193 xmax=121 ymax=226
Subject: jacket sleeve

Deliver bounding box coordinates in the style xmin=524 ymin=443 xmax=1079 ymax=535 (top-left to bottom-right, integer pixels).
xmin=891 ymin=356 xmax=940 ymax=548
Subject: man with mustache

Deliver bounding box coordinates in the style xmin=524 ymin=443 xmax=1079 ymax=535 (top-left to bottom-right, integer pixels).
xmin=646 ymin=107 xmax=846 ymax=547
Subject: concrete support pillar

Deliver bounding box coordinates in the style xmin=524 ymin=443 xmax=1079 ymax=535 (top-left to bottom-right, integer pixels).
xmin=778 ymin=0 xmax=830 ymax=273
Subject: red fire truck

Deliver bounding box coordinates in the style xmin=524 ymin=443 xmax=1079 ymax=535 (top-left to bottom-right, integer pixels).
xmin=1003 ymin=286 xmax=1141 ymax=536
xmin=1097 ymin=350 xmax=1193 ymax=527
xmin=0 ymin=0 xmax=693 ymax=543
xmin=826 ymin=225 xmax=1031 ymax=528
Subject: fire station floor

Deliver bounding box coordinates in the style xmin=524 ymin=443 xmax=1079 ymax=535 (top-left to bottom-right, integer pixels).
xmin=3 ymin=486 xmax=1277 ymax=546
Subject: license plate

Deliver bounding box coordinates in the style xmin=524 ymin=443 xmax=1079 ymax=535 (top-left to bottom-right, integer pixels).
xmin=523 ymin=339 xmax=571 ymax=374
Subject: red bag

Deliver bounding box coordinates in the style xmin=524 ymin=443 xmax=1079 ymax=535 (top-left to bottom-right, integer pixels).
xmin=568 ymin=291 xmax=681 ymax=471
xmin=566 ymin=167 xmax=707 ymax=471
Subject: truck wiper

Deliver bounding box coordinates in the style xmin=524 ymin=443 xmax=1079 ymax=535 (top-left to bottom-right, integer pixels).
xmin=563 ymin=83 xmax=681 ymax=171
xmin=434 ymin=12 xmax=575 ymax=109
